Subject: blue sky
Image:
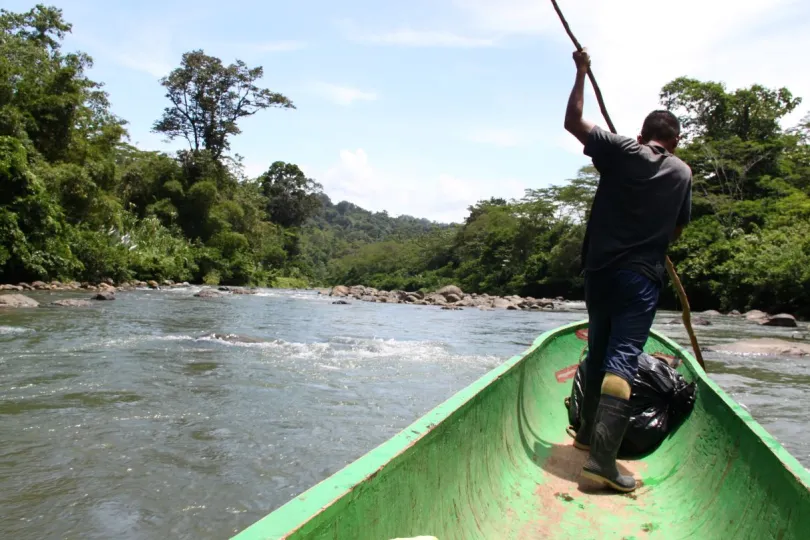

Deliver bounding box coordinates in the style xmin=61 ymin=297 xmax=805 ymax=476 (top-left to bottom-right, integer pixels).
xmin=7 ymin=0 xmax=810 ymax=222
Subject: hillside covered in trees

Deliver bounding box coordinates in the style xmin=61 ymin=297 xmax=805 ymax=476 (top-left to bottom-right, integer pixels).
xmin=3 ymin=5 xmax=810 ymax=315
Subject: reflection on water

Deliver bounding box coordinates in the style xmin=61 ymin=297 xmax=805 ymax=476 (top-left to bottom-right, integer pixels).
xmin=0 ymin=288 xmax=808 ymax=539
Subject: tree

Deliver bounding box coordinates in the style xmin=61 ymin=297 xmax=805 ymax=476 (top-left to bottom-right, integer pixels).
xmin=0 ymin=5 xmax=125 ymax=163
xmin=153 ymin=50 xmax=295 ymax=159
xmin=0 ymin=136 xmax=78 ymax=280
xmin=661 ymin=77 xmax=800 ymax=142
xmin=520 ymin=166 xmax=597 ymax=223
xmin=259 ymin=161 xmax=323 ymax=228
xmin=0 ymin=4 xmax=71 ymax=51
xmin=661 ymin=78 xmax=803 ymax=220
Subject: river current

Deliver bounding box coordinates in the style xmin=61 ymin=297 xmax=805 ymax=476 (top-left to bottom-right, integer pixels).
xmin=1 ymin=288 xmax=807 ymax=539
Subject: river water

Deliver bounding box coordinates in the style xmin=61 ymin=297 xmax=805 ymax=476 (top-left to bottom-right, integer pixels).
xmin=1 ymin=288 xmax=807 ymax=539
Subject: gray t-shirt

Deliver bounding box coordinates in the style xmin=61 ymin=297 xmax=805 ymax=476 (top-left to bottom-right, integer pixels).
xmin=581 ymin=126 xmax=692 ymax=284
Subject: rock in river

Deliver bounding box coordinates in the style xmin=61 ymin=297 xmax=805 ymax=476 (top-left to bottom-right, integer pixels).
xmin=51 ymin=299 xmax=93 ymax=307
xmin=92 ymin=292 xmax=115 ymax=301
xmin=744 ymin=310 xmax=768 ymax=322
xmin=194 ymin=289 xmax=223 ymax=298
xmin=0 ymin=294 xmax=39 ymax=308
xmin=759 ymin=313 xmax=798 ymax=328
xmin=709 ymin=338 xmax=810 ymax=357
xmin=230 ymin=288 xmax=257 ymax=295
xmin=206 ymin=333 xmax=265 ymax=344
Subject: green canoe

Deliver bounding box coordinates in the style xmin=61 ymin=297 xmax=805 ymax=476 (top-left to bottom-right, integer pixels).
xmin=233 ymin=320 xmax=810 ymax=539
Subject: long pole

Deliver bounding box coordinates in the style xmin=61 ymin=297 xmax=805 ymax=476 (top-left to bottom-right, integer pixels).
xmin=550 ymin=0 xmax=706 ymax=370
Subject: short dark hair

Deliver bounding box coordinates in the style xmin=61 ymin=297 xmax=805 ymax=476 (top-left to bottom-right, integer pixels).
xmin=640 ymin=110 xmax=680 ymax=143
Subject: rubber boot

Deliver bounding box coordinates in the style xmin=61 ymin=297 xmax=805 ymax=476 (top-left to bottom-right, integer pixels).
xmin=573 ymin=370 xmax=604 ymax=450
xmin=581 ymin=395 xmax=637 ymax=492
xmin=573 ymin=386 xmax=600 ymax=450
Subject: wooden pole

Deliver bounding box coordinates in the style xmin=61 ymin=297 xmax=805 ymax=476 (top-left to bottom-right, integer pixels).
xmin=665 ymin=258 xmax=705 ymax=369
xmin=550 ymin=0 xmax=707 ymax=370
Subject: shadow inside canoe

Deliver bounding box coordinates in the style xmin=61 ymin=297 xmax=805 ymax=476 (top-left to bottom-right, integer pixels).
xmin=515 ymin=361 xmax=638 ymax=495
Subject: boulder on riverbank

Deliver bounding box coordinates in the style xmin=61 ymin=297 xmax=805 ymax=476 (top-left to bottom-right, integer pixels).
xmin=709 ymin=338 xmax=810 ymax=357
xmin=326 ymin=283 xmax=567 ymax=312
xmin=330 ymin=285 xmax=350 ymax=297
xmin=0 ymin=294 xmax=39 ymax=308
xmin=437 ymin=285 xmax=463 ymax=299
xmin=0 ymin=284 xmax=23 ymax=291
xmin=492 ymin=297 xmax=514 ymax=309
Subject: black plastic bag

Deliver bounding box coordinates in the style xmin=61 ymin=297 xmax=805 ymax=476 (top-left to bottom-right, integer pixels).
xmin=565 ymin=352 xmax=697 ymax=456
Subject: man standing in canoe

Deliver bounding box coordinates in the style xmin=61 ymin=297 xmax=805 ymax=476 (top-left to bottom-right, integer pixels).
xmin=563 ymin=49 xmax=692 ymax=493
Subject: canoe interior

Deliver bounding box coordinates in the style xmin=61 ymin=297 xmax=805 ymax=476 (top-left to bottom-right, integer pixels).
xmin=233 ymin=320 xmax=810 ymax=539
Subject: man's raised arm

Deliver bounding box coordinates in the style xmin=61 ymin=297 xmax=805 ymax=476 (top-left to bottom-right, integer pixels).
xmin=564 ymin=50 xmax=595 ymax=145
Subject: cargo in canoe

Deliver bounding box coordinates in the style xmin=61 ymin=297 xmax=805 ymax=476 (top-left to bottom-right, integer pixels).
xmin=232 ymin=320 xmax=810 ymax=539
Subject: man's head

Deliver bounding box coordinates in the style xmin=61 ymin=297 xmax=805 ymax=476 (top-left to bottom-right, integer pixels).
xmin=637 ymin=110 xmax=681 ymax=153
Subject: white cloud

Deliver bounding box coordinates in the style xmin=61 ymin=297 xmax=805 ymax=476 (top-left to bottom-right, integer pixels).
xmin=312 ymin=83 xmax=378 ymax=106
xmin=452 ymin=0 xmax=810 ymax=131
xmin=353 ymin=28 xmax=497 ymax=48
xmin=316 ymin=149 xmax=525 ymax=223
xmin=464 ymin=128 xmax=532 ymax=147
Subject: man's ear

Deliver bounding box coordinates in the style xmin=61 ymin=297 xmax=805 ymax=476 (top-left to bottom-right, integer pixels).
xmin=668 ymin=136 xmax=680 ymax=153
xmin=637 ymin=134 xmax=644 ymax=144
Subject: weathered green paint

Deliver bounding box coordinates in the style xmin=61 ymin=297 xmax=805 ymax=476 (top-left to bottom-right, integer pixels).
xmin=233 ymin=321 xmax=810 ymax=539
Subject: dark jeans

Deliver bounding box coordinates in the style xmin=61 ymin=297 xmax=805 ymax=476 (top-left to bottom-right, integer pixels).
xmin=584 ymin=268 xmax=661 ymax=385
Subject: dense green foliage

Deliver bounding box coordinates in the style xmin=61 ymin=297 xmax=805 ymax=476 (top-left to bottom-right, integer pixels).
xmin=3 ymin=5 xmax=810 ymax=315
